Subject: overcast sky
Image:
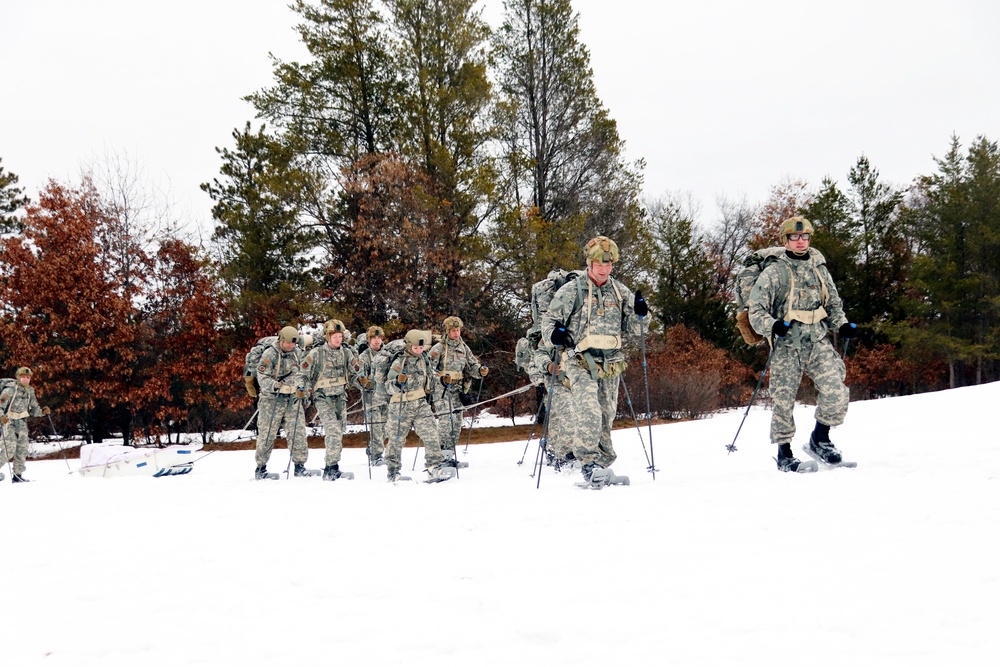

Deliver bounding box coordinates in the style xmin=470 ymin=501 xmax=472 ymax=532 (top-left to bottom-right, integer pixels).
xmin=2 ymin=0 xmax=998 ymax=237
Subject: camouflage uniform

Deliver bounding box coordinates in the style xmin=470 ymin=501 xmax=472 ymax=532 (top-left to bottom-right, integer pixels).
xmin=429 ymin=334 xmax=484 ymax=454
xmin=255 ymin=341 xmax=309 ymax=469
xmin=303 ymin=342 xmax=359 ymax=468
xmin=748 ymin=247 xmax=849 ymax=445
xmin=540 ymin=273 xmax=641 ymax=468
xmin=0 ymin=379 xmax=43 ymax=477
xmin=356 ymin=344 xmax=388 ymax=462
xmin=384 ymin=345 xmax=446 ymax=479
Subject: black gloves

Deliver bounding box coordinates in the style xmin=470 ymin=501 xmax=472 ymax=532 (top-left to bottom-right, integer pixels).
xmin=838 ymin=323 xmax=857 ymax=339
xmin=550 ymin=322 xmax=569 ymax=346
xmin=772 ymin=320 xmax=791 ymax=337
xmin=634 ymin=290 xmax=649 ymax=317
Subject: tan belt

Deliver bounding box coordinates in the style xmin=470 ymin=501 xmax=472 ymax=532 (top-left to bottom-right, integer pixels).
xmin=440 ymin=370 xmax=463 ymax=381
xmin=389 ymin=388 xmax=426 ymax=404
xmin=314 ymin=377 xmax=347 ymax=390
xmin=277 ymin=385 xmax=295 ymax=395
xmin=787 ymin=306 xmax=828 ymax=325
xmin=6 ymin=411 xmax=28 ymax=420
xmin=575 ymin=333 xmax=622 ymax=353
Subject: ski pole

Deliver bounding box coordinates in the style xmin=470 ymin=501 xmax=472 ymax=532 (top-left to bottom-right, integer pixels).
xmin=283 ymin=394 xmax=301 ymax=479
xmin=446 ymin=391 xmax=460 ymax=479
xmin=635 ymin=300 xmax=656 ymax=480
xmin=361 ymin=390 xmax=372 ymax=480
xmin=46 ymin=412 xmax=73 ymax=475
xmin=461 ymin=377 xmax=485 ymax=454
xmin=725 ymin=337 xmax=778 ymax=454
xmin=619 ymin=375 xmax=653 ymax=471
xmin=517 ymin=398 xmax=547 ymax=465
xmin=535 ymin=348 xmax=561 ymax=489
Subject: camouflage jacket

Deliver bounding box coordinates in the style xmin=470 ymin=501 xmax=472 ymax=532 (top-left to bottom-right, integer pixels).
xmin=748 ymin=248 xmax=847 ymax=347
xmin=429 ymin=337 xmax=482 ymax=395
xmin=0 ymin=382 xmax=42 ymax=419
xmin=386 ymin=350 xmax=435 ymax=402
xmin=257 ymin=342 xmax=307 ymax=396
xmin=540 ymin=272 xmax=641 ymax=363
xmin=303 ymin=343 xmax=359 ymax=397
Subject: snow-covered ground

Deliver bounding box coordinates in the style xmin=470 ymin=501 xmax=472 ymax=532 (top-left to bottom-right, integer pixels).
xmin=5 ymin=382 xmax=998 ymax=666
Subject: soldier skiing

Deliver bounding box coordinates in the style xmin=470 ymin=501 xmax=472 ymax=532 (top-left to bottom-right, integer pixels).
xmin=384 ymin=329 xmax=455 ymax=483
xmin=429 ymin=316 xmax=488 ymax=468
xmin=303 ymin=319 xmax=360 ymax=481
xmin=0 ymin=367 xmax=51 ymax=483
xmin=253 ymin=326 xmax=310 ymax=480
xmin=746 ymin=216 xmax=856 ymax=472
xmin=539 ymin=236 xmax=645 ymax=488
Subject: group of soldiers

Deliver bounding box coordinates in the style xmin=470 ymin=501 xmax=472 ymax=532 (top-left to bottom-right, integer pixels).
xmin=4 ymin=225 xmax=855 ymax=485
xmin=250 ymin=317 xmax=489 ymax=483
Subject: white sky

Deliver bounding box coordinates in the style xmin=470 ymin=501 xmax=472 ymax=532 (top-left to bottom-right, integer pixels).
xmin=2 ymin=0 xmax=999 ymax=236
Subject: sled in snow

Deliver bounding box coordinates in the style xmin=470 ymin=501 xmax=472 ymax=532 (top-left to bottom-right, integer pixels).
xmin=78 ymin=443 xmax=203 ymax=478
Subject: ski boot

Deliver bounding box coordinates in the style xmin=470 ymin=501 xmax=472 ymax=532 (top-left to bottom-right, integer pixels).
xmin=775 ymin=443 xmax=817 ymax=473
xmin=323 ymin=464 xmax=343 ymax=481
xmin=805 ymin=433 xmax=843 ymax=465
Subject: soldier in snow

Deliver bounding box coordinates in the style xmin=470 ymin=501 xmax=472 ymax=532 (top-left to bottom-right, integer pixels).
xmin=356 ymin=325 xmax=388 ymax=466
xmin=747 ymin=216 xmax=856 ymax=472
xmin=0 ymin=367 xmax=51 ymax=483
xmin=428 ymin=316 xmax=488 ymax=467
xmin=254 ymin=326 xmax=310 ymax=480
xmin=539 ymin=236 xmax=645 ymax=486
xmin=384 ymin=329 xmax=454 ymax=483
xmin=303 ymin=319 xmax=360 ymax=481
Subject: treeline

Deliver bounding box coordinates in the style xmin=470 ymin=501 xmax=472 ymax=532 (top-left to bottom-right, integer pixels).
xmin=2 ymin=0 xmax=999 ymax=445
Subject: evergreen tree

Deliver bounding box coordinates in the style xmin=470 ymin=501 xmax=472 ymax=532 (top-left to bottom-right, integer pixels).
xmin=0 ymin=157 xmax=29 ymax=234
xmin=202 ymin=123 xmax=321 ymax=336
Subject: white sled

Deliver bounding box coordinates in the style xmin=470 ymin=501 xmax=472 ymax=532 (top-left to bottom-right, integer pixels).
xmin=78 ymin=443 xmax=204 ymax=478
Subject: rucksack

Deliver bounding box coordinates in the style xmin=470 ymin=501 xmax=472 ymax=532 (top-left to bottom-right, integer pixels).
xmin=526 ymin=269 xmax=584 ymax=347
xmin=244 ymin=336 xmax=277 ymax=379
xmin=733 ymin=247 xmax=828 ymax=346
xmin=373 ymin=339 xmax=408 ymax=388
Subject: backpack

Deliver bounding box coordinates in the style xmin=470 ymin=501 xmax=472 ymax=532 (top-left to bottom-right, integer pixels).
xmin=244 ymin=336 xmax=277 ymax=379
xmin=526 ymin=269 xmax=584 ymax=347
xmin=733 ymin=247 xmax=828 ymax=346
xmin=373 ymin=339 xmax=408 ymax=388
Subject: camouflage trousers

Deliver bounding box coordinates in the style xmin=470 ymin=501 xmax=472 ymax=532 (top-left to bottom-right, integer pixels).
xmin=362 ymin=392 xmax=387 ymax=459
xmin=255 ymin=395 xmax=309 ymax=468
xmin=768 ymin=338 xmax=849 ymax=444
xmin=0 ymin=419 xmax=29 ymax=475
xmin=547 ymin=359 xmax=619 ymax=468
xmin=314 ymin=391 xmax=347 ymax=467
xmin=435 ymin=388 xmax=464 ymax=452
xmin=384 ymin=398 xmax=444 ymax=477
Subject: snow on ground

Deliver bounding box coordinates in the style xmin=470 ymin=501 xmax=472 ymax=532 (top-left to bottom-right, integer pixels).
xmin=4 ymin=383 xmax=999 ymax=666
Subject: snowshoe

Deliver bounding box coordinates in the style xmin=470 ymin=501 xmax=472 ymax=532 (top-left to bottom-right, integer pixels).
xmin=387 ymin=471 xmax=412 ymax=483
xmin=805 ymin=433 xmax=843 ymax=465
xmin=802 ymin=438 xmax=857 ymax=469
xmin=575 ymin=463 xmax=629 ymax=489
xmin=255 ymin=466 xmax=279 ymax=481
xmin=424 ymin=466 xmax=457 ymax=483
xmin=775 ymin=444 xmax=818 ymax=473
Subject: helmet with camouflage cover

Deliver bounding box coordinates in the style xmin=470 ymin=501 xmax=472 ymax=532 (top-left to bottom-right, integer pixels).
xmin=443 ymin=316 xmax=463 ymax=332
xmin=367 ymin=325 xmax=385 ymax=339
xmin=584 ymin=236 xmax=619 ymax=264
xmin=15 ymin=367 xmax=31 ymax=378
xmin=403 ymin=329 xmax=431 ymax=352
xmin=278 ymin=326 xmax=299 ymax=344
xmin=324 ymin=319 xmax=346 ymax=335
xmin=780 ymin=216 xmax=814 ymax=241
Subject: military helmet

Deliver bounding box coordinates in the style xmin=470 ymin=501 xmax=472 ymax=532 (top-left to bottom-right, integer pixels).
xmin=278 ymin=326 xmax=299 ymax=344
xmin=300 ymin=333 xmax=314 ymax=349
xmin=584 ymin=236 xmax=619 ymax=263
xmin=324 ymin=319 xmax=346 ymax=335
xmin=780 ymin=216 xmax=814 ymax=241
xmin=443 ymin=316 xmax=463 ymax=331
xmin=367 ymin=325 xmax=385 ymax=339
xmin=404 ymin=329 xmax=431 ymax=348
xmin=15 ymin=366 xmax=31 ymax=378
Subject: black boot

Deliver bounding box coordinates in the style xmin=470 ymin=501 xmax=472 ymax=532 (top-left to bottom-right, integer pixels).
xmin=12 ymin=473 xmax=30 ymax=483
xmin=806 ymin=431 xmax=843 ymax=465
xmin=323 ymin=464 xmax=342 ymax=481
xmin=775 ymin=443 xmax=803 ymax=472
xmin=294 ymin=462 xmax=308 ymax=477
xmin=254 ymin=465 xmax=269 ymax=480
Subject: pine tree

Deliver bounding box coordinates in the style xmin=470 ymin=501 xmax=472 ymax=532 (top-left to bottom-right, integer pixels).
xmin=0 ymin=157 xmax=30 ymax=234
